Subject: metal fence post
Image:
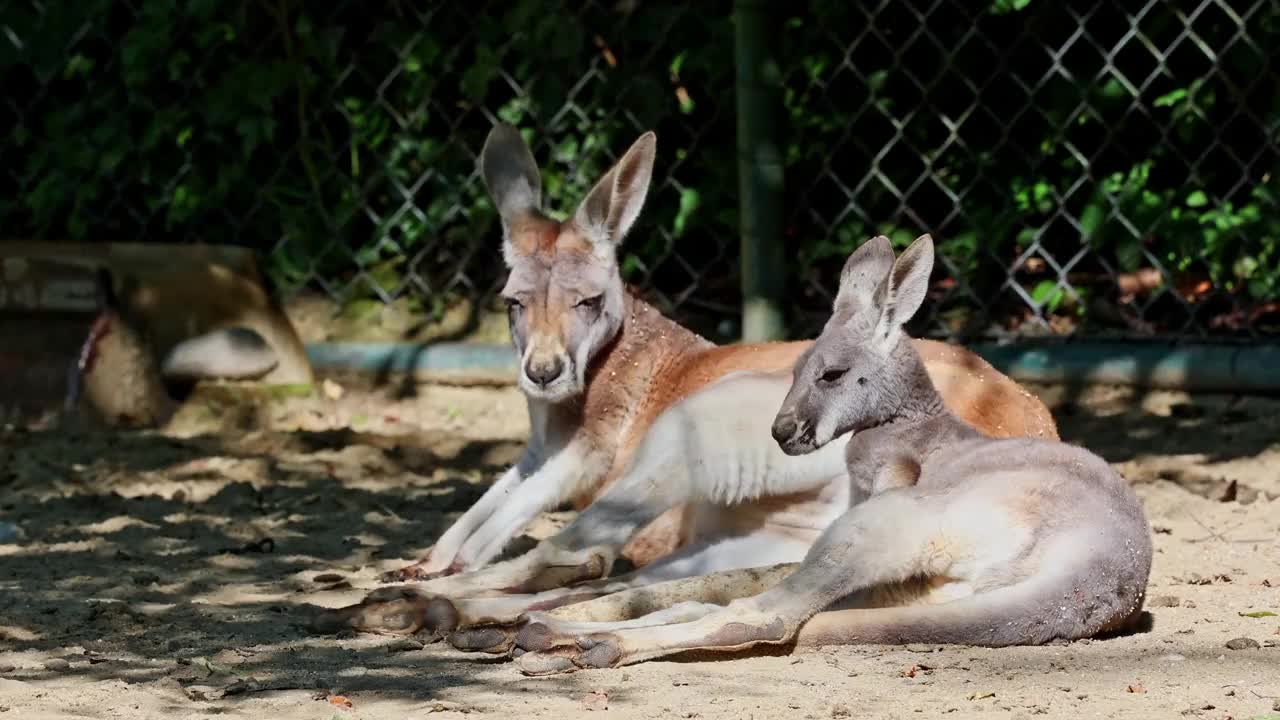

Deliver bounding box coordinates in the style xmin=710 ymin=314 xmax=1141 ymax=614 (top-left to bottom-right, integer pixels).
xmin=734 ymin=0 xmax=786 ymax=342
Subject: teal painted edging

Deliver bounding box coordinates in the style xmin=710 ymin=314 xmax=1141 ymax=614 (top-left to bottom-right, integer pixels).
xmin=305 ymin=341 xmax=1280 ymax=393
xmin=306 ymin=342 xmax=518 ymax=374
xmin=970 ymin=342 xmax=1280 ymax=394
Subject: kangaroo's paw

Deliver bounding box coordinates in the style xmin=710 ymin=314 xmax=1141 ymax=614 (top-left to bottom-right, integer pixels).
xmin=306 ymin=586 xmax=460 ymax=638
xmin=516 ymin=633 xmax=624 ymax=676
xmin=512 ymin=646 xmax=580 ymax=676
xmin=504 ymin=552 xmax=610 ymax=594
xmin=448 ymin=624 xmax=518 ymax=655
xmin=512 ymin=612 xmax=576 ymax=653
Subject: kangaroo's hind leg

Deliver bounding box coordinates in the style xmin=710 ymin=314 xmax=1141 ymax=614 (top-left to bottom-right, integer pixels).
xmin=514 ymin=487 xmax=1029 ymax=674
xmin=447 ymin=530 xmax=809 ymax=654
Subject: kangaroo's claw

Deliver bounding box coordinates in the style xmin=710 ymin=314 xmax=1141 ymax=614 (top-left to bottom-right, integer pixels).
xmin=380 ymin=558 xmax=464 ymax=584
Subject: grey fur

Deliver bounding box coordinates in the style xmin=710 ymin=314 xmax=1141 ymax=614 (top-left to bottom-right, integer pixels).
xmin=481 ymin=124 xmax=543 ymax=224
xmin=512 ymin=234 xmax=1153 ymax=671
xmin=769 ymin=234 xmax=1153 ymax=646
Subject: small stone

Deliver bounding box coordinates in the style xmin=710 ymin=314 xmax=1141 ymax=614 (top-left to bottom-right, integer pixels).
xmin=313 ymin=573 xmax=344 ymax=584
xmin=0 ymin=522 xmax=21 ymax=544
xmin=1148 ymin=595 xmax=1181 ymax=608
xmin=832 ymin=704 xmax=851 ymax=718
xmin=385 ymin=638 xmax=424 ymax=653
xmin=1182 ymin=600 xmax=1197 ymax=609
xmin=580 ymin=690 xmax=609 ymax=711
xmin=183 ymin=685 xmax=223 ymax=701
xmin=1225 ymin=637 xmax=1260 ymax=650
xmin=0 ymin=665 xmax=14 ymax=674
xmin=322 ymin=379 xmax=345 ymax=401
xmin=43 ymin=658 xmax=70 ymax=671
xmin=1169 ymin=402 xmax=1205 ymax=419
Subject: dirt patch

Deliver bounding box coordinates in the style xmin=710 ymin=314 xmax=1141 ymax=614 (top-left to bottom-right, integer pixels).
xmin=1 ymin=378 xmax=1278 ymax=719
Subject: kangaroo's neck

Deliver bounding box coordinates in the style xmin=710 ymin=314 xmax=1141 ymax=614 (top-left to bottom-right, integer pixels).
xmin=539 ymin=290 xmax=712 ymax=438
xmin=846 ymin=344 xmax=980 ymax=495
xmin=867 ymin=340 xmax=977 ymax=452
xmin=885 ymin=339 xmax=950 ymax=425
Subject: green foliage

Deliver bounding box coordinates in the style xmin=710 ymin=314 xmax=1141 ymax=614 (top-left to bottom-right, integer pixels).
xmin=3 ymin=0 xmax=1278 ymax=339
xmin=779 ymin=0 xmax=1280 ymax=335
xmin=2 ymin=0 xmax=735 ymax=322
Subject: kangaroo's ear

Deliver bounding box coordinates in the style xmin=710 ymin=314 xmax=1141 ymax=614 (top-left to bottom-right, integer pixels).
xmin=480 ymin=123 xmax=542 ymax=230
xmin=572 ymin=131 xmax=657 ymax=255
xmin=833 ymin=235 xmax=895 ymax=316
xmin=871 ymin=234 xmax=935 ymax=344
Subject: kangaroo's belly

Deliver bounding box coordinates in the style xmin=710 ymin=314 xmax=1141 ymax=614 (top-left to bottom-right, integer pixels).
xmin=618 ymin=369 xmax=849 ymax=566
xmin=688 ymin=475 xmax=851 ymax=544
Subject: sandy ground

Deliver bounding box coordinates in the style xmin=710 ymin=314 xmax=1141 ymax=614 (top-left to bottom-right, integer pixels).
xmin=1 ymin=375 xmax=1278 ymax=720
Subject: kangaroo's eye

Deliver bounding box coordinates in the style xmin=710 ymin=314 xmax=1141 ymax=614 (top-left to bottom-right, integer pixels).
xmin=857 ymin=376 xmax=868 ymax=386
xmin=576 ymin=295 xmax=603 ymax=311
xmin=820 ymin=367 xmax=848 ymax=384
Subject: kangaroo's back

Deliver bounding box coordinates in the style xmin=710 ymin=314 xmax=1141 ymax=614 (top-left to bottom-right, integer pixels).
xmin=614 ymin=325 xmax=1060 ymax=567
xmin=912 ymin=339 xmax=1058 ymax=440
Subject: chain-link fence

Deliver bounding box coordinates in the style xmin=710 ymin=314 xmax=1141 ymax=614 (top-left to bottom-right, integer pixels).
xmin=3 ymin=0 xmax=1278 ymax=344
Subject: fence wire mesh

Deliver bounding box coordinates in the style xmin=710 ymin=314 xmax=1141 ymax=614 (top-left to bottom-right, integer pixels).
xmin=3 ymin=0 xmax=1278 ymax=344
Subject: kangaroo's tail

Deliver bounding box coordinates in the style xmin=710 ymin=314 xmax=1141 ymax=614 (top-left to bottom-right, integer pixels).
xmin=795 ymin=574 xmax=1147 ymax=648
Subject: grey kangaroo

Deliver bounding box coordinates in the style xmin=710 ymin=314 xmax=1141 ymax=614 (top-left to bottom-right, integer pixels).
xmin=509 ymin=233 xmax=1153 ymax=674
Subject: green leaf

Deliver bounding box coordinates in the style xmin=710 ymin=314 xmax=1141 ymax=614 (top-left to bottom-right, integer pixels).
xmin=988 ymin=0 xmax=1032 ymax=15
xmin=672 ymin=188 xmax=700 ymax=238
xmin=867 ymin=69 xmax=890 ymax=95
xmin=669 ymin=51 xmax=687 ymax=77
xmin=1153 ymin=88 xmax=1188 ymax=108
xmin=63 ymin=53 xmax=95 ymax=79
xmin=1030 ymin=280 xmax=1064 ymax=312
xmin=1078 ymin=199 xmax=1106 ymax=238
xmin=1238 ymin=611 xmax=1277 ymax=618
xmin=1186 ymin=190 xmax=1209 ymax=208
xmin=1116 ymin=236 xmax=1143 ymax=272
xmin=1098 ymin=76 xmax=1128 ymax=100
xmin=620 ymin=254 xmax=645 ymax=280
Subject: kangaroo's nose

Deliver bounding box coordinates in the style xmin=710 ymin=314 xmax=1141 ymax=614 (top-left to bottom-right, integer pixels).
xmin=771 ymin=414 xmax=797 ymax=445
xmin=525 ymin=358 xmax=565 ymax=387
